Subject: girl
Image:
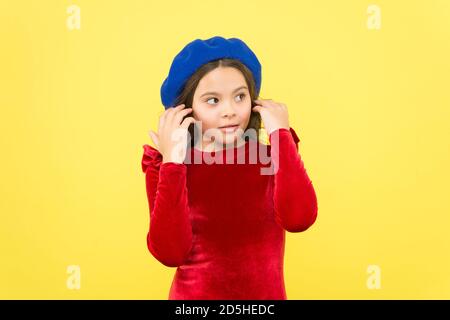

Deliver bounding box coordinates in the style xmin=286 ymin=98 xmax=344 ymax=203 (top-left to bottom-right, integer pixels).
xmin=141 ymin=36 xmax=318 ymax=300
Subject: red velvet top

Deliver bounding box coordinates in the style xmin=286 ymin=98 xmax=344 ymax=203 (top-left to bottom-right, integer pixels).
xmin=141 ymin=127 xmax=318 ymax=300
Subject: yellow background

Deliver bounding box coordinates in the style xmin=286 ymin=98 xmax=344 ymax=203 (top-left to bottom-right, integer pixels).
xmin=1 ymin=0 xmax=449 ymax=299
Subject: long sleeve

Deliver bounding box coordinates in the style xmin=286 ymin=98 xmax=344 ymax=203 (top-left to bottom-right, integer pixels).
xmin=269 ymin=127 xmax=318 ymax=232
xmin=141 ymin=145 xmax=193 ymax=267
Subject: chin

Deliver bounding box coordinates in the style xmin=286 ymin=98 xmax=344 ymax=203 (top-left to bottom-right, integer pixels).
xmin=221 ymin=133 xmax=240 ymax=146
xmin=222 ymin=137 xmax=236 ymax=146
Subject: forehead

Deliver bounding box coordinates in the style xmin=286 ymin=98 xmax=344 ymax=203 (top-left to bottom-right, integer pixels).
xmin=195 ymin=67 xmax=247 ymax=94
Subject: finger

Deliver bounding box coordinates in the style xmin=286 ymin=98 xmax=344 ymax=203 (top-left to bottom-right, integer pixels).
xmin=180 ymin=116 xmax=196 ymax=130
xmin=252 ymin=105 xmax=263 ymax=113
xmin=160 ymin=105 xmax=178 ymax=131
xmin=148 ymin=130 xmax=160 ymax=149
xmin=166 ymin=104 xmax=185 ymax=123
xmin=173 ymin=108 xmax=193 ymax=125
xmin=254 ymin=99 xmax=267 ymax=106
xmin=254 ymin=99 xmax=274 ymax=108
xmin=161 ymin=104 xmax=179 ymax=120
xmin=159 ymin=109 xmax=170 ymax=132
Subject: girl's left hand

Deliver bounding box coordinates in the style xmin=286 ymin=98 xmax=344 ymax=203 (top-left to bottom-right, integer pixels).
xmin=252 ymin=99 xmax=290 ymax=135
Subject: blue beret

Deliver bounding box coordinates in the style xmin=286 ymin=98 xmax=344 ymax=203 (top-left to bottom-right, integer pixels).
xmin=160 ymin=36 xmax=262 ymax=109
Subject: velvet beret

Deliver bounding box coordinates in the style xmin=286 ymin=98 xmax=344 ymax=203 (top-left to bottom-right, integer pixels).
xmin=160 ymin=36 xmax=262 ymax=109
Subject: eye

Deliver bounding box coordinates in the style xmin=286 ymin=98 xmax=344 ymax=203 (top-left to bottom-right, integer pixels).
xmin=206 ymin=97 xmax=219 ymax=105
xmin=235 ymin=93 xmax=246 ymax=102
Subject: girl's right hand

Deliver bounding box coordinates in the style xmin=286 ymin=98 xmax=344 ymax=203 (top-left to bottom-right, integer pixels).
xmin=148 ymin=104 xmax=196 ymax=164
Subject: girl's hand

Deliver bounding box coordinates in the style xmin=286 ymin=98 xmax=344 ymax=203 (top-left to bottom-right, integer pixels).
xmin=252 ymin=99 xmax=290 ymax=136
xmin=148 ymin=104 xmax=196 ymax=164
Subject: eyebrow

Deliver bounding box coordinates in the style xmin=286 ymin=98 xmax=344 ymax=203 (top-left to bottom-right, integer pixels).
xmin=199 ymin=86 xmax=248 ymax=98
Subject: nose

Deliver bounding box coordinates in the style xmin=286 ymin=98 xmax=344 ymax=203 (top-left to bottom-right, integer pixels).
xmin=221 ymin=99 xmax=236 ymax=118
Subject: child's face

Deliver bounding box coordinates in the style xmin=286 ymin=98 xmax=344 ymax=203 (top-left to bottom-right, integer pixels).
xmin=192 ymin=66 xmax=252 ymax=148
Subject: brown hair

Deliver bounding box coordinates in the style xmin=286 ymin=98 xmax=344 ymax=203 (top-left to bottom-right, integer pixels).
xmin=174 ymin=58 xmax=262 ymax=148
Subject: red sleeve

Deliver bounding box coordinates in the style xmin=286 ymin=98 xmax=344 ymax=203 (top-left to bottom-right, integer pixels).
xmin=269 ymin=127 xmax=318 ymax=232
xmin=141 ymin=145 xmax=193 ymax=267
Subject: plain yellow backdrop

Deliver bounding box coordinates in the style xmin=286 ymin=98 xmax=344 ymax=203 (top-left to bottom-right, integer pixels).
xmin=1 ymin=0 xmax=449 ymax=299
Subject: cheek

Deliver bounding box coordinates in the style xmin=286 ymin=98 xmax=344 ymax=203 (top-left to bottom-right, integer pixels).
xmin=238 ymin=104 xmax=252 ymax=120
xmin=193 ymin=105 xmax=215 ymax=129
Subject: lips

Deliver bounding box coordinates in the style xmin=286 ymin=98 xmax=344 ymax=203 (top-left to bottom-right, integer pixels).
xmin=219 ymin=125 xmax=239 ymax=133
xmin=219 ymin=124 xmax=239 ymax=128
